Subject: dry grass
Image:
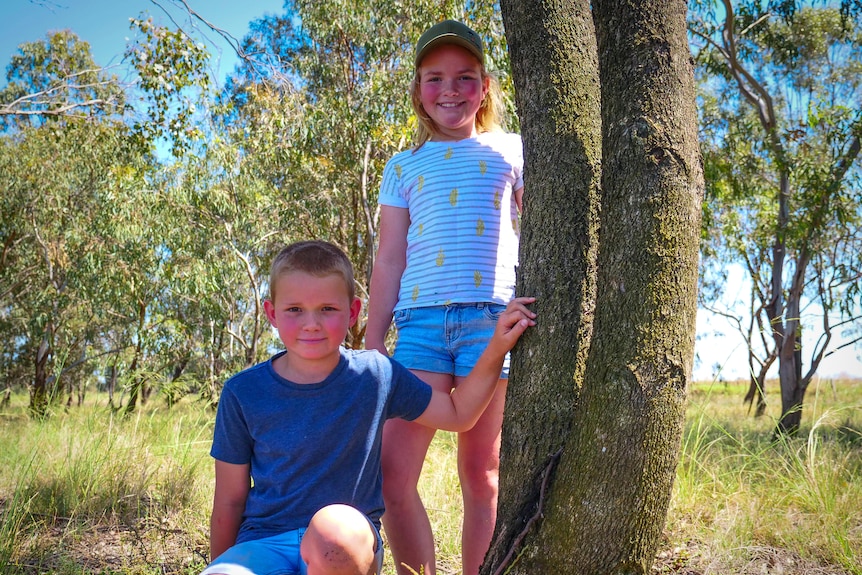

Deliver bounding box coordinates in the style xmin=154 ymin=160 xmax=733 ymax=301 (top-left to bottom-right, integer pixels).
xmin=1 ymin=376 xmax=860 ymax=574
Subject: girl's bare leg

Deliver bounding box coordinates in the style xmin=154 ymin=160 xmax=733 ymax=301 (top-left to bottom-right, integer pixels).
xmin=457 ymin=378 xmax=506 ymax=575
xmin=381 ymin=370 xmax=454 ymax=575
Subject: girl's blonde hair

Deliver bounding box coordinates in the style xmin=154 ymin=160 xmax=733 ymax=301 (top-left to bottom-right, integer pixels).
xmin=410 ymin=58 xmax=505 ymax=149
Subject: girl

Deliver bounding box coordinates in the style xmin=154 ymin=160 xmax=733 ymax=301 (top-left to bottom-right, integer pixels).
xmin=365 ymin=19 xmax=524 ymax=575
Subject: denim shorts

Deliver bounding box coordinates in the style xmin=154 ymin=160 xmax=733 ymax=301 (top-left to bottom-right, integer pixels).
xmin=201 ymin=520 xmax=383 ymax=575
xmin=392 ymin=303 xmax=509 ymax=379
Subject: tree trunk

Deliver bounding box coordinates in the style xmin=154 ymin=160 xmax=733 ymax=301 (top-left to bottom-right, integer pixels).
xmin=776 ymin=273 xmax=808 ymax=435
xmin=485 ymin=0 xmax=602 ymax=571
xmin=124 ymin=301 xmax=147 ymax=415
xmin=776 ymin=317 xmax=807 ymax=435
xmin=777 ymin=358 xmax=805 ymax=434
xmin=125 ymin=351 xmax=141 ymax=415
xmin=1 ymin=384 xmax=10 ymax=409
xmin=30 ymin=330 xmax=52 ymax=417
xmin=107 ymin=361 xmax=117 ymax=408
xmin=486 ymin=0 xmax=703 ymax=572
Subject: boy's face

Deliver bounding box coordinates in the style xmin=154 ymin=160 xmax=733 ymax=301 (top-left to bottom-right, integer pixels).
xmin=264 ymin=271 xmax=361 ymax=366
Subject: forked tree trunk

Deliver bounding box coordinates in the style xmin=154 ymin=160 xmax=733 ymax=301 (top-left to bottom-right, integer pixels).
xmin=484 ymin=0 xmax=703 ymax=572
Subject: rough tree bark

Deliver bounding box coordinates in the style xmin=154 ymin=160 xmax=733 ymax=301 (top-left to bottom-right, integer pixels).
xmin=484 ymin=0 xmax=703 ymax=573
xmin=484 ymin=0 xmax=602 ymax=571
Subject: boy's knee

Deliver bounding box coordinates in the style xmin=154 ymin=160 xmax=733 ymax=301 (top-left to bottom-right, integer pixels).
xmin=302 ymin=505 xmax=377 ymax=575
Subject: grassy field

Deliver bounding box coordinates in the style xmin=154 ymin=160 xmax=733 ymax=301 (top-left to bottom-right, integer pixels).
xmin=0 ymin=376 xmax=860 ymax=574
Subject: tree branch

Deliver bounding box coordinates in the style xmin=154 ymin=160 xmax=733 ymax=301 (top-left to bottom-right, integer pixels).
xmin=492 ymin=448 xmax=563 ymax=575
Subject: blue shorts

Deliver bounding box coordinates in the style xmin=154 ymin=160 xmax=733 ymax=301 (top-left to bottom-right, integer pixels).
xmin=201 ymin=521 xmax=383 ymax=575
xmin=392 ymin=303 xmax=510 ymax=379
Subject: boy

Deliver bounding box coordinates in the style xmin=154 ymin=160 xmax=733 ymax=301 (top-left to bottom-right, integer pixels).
xmin=202 ymin=240 xmax=535 ymax=575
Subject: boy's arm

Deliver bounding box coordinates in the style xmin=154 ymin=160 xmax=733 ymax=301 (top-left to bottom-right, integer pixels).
xmin=414 ymin=297 xmax=535 ymax=432
xmin=209 ymin=460 xmax=250 ymax=561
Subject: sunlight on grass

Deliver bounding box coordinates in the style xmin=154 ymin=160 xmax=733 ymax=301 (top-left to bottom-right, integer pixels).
xmin=1 ymin=377 xmax=860 ymax=574
xmin=668 ymin=376 xmax=862 ymax=574
xmin=0 ymin=396 xmax=213 ymax=573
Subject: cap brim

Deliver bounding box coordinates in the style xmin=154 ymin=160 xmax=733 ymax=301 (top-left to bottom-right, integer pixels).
xmin=415 ymin=35 xmax=483 ymax=66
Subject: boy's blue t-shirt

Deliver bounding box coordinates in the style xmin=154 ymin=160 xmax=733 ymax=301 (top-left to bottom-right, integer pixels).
xmin=210 ymin=347 xmax=432 ymax=544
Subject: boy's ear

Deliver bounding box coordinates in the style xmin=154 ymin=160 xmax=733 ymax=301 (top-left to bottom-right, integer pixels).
xmin=263 ymin=299 xmax=277 ymax=327
xmin=349 ymin=297 xmax=362 ymax=327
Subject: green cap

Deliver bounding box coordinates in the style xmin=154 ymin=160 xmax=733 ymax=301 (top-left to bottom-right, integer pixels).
xmin=415 ymin=20 xmax=484 ymax=67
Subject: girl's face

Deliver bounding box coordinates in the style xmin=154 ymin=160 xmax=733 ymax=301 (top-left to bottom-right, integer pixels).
xmin=417 ymin=44 xmax=489 ymax=141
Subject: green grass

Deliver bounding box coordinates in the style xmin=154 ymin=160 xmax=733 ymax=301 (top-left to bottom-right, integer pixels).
xmin=1 ymin=377 xmax=860 ymax=574
xmin=0 ymin=394 xmax=214 ymax=574
xmin=667 ymin=377 xmax=862 ymax=574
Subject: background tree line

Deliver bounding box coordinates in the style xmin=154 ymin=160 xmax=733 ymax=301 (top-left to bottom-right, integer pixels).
xmin=1 ymin=0 xmax=860 ymax=438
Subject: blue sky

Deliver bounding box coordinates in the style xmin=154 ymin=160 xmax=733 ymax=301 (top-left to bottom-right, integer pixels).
xmin=4 ymin=1 xmax=860 ymax=381
xmin=695 ymin=265 xmax=862 ymax=381
xmin=2 ymin=0 xmax=285 ymax=86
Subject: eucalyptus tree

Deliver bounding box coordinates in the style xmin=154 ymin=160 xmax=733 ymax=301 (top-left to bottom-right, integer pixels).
xmin=0 ymin=30 xmax=125 ymax=127
xmin=481 ymin=0 xmax=703 ymax=571
xmin=690 ymin=2 xmax=862 ymax=433
xmin=223 ymin=0 xmax=514 ymax=316
xmin=0 ymin=32 xmax=150 ymax=416
xmin=0 ymin=23 xmax=216 ymax=415
xmin=0 ymin=119 xmax=153 ymax=415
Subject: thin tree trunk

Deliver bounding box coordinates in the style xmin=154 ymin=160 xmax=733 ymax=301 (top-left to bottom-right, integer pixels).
xmin=1 ymin=383 xmax=10 ymax=409
xmin=31 ymin=332 xmax=52 ymax=417
xmin=107 ymin=361 xmax=117 ymax=409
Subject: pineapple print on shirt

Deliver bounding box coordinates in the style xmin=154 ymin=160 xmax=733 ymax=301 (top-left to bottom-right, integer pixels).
xmin=378 ymin=132 xmax=523 ymax=309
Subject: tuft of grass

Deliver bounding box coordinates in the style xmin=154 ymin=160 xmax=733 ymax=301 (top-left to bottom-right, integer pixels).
xmin=0 ymin=395 xmax=213 ymax=574
xmin=667 ymin=376 xmax=862 ymax=574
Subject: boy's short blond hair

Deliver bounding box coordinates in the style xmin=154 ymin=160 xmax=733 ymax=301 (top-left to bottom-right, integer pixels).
xmin=269 ymin=241 xmax=356 ymax=301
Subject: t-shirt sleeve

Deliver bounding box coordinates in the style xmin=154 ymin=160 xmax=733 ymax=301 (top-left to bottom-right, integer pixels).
xmin=210 ymin=384 xmax=253 ymax=464
xmin=387 ymin=359 xmax=433 ymax=421
xmin=378 ymin=155 xmax=409 ymax=209
xmin=512 ymin=133 xmax=525 ymax=193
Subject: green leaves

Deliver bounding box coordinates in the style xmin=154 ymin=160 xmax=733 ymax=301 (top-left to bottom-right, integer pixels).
xmin=127 ymin=17 xmax=212 ymax=156
xmin=0 ymin=30 xmax=126 ymax=129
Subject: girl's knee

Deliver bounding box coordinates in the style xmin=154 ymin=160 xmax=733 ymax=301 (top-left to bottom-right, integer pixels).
xmin=458 ymin=462 xmax=499 ymax=501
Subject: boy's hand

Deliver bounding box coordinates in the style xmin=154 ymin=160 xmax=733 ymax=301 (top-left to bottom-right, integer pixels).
xmin=417 ymin=296 xmax=537 ymax=433
xmin=492 ymin=296 xmax=536 ymax=351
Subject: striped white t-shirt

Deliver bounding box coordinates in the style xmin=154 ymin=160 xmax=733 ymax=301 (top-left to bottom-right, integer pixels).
xmin=378 ymin=131 xmax=524 ymax=311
